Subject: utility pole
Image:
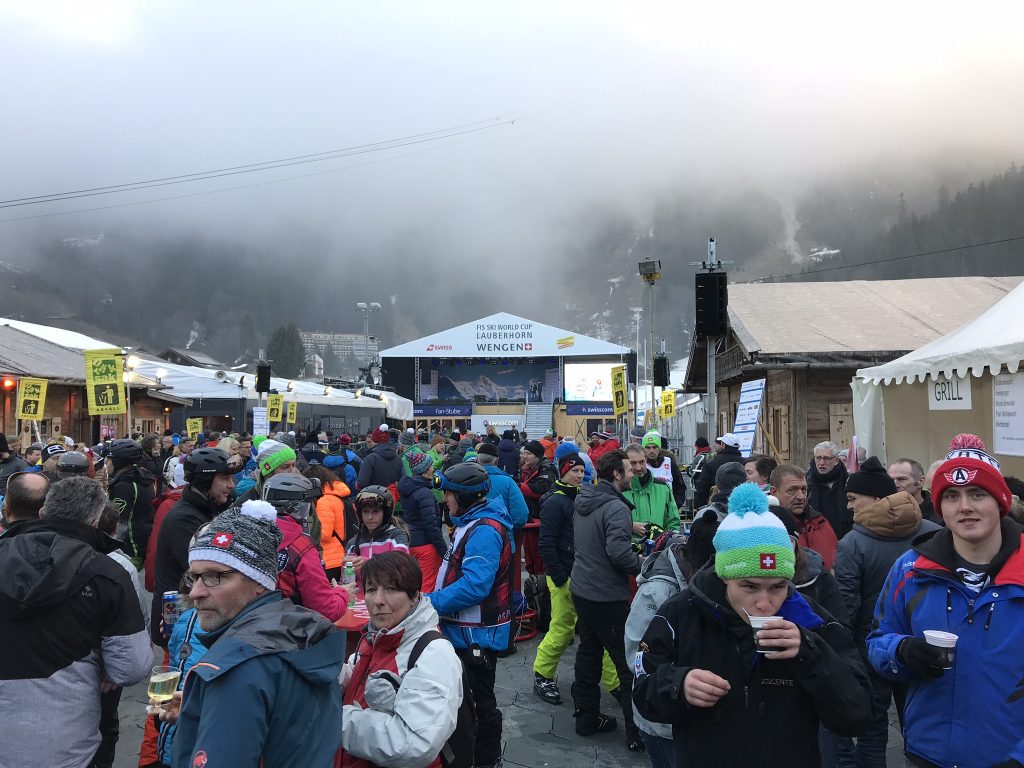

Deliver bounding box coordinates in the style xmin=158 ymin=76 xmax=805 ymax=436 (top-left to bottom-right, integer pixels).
xmin=638 ymin=261 xmax=661 ymax=428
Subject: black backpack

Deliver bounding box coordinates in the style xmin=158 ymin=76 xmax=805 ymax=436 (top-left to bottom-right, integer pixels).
xmin=408 ymin=630 xmax=476 ymax=768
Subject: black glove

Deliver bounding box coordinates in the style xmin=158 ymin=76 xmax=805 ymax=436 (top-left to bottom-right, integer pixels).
xmin=897 ymin=637 xmax=946 ymax=680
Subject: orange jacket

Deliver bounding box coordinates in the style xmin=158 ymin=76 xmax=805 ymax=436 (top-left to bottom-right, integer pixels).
xmin=539 ymin=437 xmax=558 ymax=461
xmin=317 ymin=479 xmax=352 ymax=570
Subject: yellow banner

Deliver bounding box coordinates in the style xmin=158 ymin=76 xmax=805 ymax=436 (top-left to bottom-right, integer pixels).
xmin=611 ymin=364 xmax=628 ymax=418
xmin=662 ymin=390 xmax=676 ymax=418
xmin=83 ymin=349 xmax=126 ymax=415
xmin=267 ymin=394 xmax=284 ymax=423
xmin=186 ymin=418 xmax=204 ymax=439
xmin=16 ymin=377 xmax=48 ymax=420
xmin=286 ymin=401 xmax=297 ymax=424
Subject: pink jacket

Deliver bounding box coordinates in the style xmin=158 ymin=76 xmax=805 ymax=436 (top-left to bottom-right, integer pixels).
xmin=275 ymin=514 xmax=350 ymax=622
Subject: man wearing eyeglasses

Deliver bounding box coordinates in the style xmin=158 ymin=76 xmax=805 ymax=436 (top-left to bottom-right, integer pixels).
xmin=807 ymin=441 xmax=853 ymax=540
xmin=157 ymin=500 xmax=345 ymax=767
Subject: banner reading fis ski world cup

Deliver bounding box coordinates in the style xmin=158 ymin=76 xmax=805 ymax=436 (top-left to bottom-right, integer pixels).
xmin=84 ymin=349 xmax=126 ymax=415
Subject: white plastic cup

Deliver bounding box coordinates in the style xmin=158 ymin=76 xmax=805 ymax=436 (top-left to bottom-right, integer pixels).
xmin=923 ymin=630 xmax=958 ymax=669
xmin=749 ymin=615 xmax=784 ymax=654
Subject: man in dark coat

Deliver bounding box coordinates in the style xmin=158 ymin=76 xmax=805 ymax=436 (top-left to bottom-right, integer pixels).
xmin=570 ymin=449 xmax=643 ymax=751
xmin=497 ymin=430 xmax=520 ymax=476
xmin=355 ymin=424 xmax=404 ymax=490
xmin=693 ymin=433 xmax=742 ymax=507
xmin=806 ymin=441 xmax=851 ymax=539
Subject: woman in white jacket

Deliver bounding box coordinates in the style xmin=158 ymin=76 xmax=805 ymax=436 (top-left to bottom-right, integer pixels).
xmin=340 ymin=551 xmax=463 ymax=768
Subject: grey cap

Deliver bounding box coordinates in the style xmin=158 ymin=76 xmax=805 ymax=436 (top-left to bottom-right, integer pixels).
xmin=715 ymin=461 xmax=748 ymax=495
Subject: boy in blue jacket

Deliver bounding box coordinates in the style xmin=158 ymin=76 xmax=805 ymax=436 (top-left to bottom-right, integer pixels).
xmin=868 ymin=436 xmax=1024 ymax=768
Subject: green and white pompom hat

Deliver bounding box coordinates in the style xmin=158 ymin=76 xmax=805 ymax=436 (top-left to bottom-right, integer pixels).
xmin=713 ymin=483 xmax=795 ymax=580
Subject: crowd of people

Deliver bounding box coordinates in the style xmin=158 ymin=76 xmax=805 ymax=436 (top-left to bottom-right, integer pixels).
xmin=2 ymin=420 xmax=1023 ymax=768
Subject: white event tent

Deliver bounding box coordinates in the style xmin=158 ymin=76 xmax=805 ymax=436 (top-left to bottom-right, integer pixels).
xmin=853 ymin=279 xmax=1024 ymax=472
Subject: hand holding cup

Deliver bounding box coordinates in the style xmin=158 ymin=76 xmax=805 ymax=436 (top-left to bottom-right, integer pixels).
xmin=753 ymin=618 xmax=802 ymax=660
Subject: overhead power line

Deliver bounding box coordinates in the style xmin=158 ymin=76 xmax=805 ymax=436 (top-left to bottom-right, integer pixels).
xmin=0 ymin=135 xmax=473 ymax=225
xmin=746 ymin=234 xmax=1024 ymax=283
xmin=0 ymin=116 xmax=521 ymax=210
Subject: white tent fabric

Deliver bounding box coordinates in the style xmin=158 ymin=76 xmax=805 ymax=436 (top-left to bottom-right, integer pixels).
xmin=857 ymin=280 xmax=1024 ymax=385
xmin=850 ymin=376 xmax=887 ymax=463
xmin=130 ymin=358 xmax=384 ymax=410
xmin=362 ymin=388 xmax=414 ymax=421
xmin=379 ymin=312 xmax=631 ymax=358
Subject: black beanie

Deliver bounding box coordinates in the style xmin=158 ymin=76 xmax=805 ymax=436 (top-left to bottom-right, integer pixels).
xmin=846 ymin=456 xmax=898 ymax=499
xmin=558 ymin=453 xmax=585 ymax=477
xmin=476 ymin=442 xmax=498 ymax=458
xmin=524 ymin=440 xmax=545 ymax=459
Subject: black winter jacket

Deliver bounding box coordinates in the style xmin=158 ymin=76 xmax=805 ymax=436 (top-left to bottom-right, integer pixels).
xmin=806 ymin=462 xmax=851 ymax=539
xmin=793 ymin=547 xmax=849 ymax=626
xmin=355 ymin=443 xmax=403 ymax=490
xmin=537 ymin=481 xmax=578 ymax=586
xmin=397 ymin=474 xmax=446 ymax=554
xmin=108 ymin=464 xmax=156 ymax=564
xmin=150 ymin=486 xmax=225 ymax=644
xmin=693 ymin=445 xmax=743 ymax=507
xmin=0 ymin=518 xmax=151 ymax=767
xmin=497 ymin=438 xmax=519 ymax=477
xmin=633 ymin=567 xmax=874 ymax=767
xmin=833 ymin=491 xmax=941 ymax=643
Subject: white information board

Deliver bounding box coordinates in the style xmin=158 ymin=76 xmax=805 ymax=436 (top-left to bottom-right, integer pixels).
xmin=252 ymin=407 xmax=269 ymax=437
xmin=928 ymin=374 xmax=972 ymax=411
xmin=733 ymin=379 xmax=766 ymax=457
xmin=993 ymin=373 xmax=1024 ymax=457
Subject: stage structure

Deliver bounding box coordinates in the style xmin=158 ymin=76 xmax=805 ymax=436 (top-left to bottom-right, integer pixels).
xmin=379 ymin=312 xmax=634 ymax=440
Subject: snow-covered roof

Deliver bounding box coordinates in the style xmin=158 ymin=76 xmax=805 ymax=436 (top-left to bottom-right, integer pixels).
xmin=857 ymin=279 xmax=1024 ymax=384
xmin=0 ymin=317 xmax=117 ymax=351
xmin=0 ymin=325 xmax=89 ymax=384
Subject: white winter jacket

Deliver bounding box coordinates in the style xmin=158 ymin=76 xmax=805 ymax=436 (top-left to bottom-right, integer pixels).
xmin=340 ymin=596 xmax=463 ymax=768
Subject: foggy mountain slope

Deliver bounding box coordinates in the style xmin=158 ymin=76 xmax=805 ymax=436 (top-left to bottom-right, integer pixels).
xmin=1 ymin=159 xmax=1020 ymax=368
xmin=558 ymin=160 xmax=1024 ymax=364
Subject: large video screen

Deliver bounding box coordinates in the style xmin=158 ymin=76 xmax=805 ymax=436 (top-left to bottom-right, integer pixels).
xmin=564 ymin=362 xmax=614 ymax=402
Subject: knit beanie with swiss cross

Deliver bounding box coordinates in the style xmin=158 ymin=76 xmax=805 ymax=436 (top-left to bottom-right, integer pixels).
xmin=189 ymin=501 xmax=283 ymax=590
xmin=713 ymin=483 xmax=795 ymax=580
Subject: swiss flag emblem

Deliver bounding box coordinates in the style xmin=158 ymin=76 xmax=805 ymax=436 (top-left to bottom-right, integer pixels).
xmin=211 ymin=532 xmax=233 ymax=549
xmin=524 ymin=343 xmax=533 ymax=351
xmin=759 ymin=553 xmax=776 ymax=570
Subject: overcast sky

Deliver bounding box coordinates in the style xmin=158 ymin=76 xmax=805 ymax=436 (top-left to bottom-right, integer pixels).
xmin=3 ymin=1 xmax=1023 ymax=277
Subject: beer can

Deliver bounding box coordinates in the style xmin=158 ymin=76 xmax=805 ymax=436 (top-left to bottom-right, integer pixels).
xmin=643 ymin=538 xmax=656 ymax=556
xmin=161 ymin=591 xmax=180 ymax=638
